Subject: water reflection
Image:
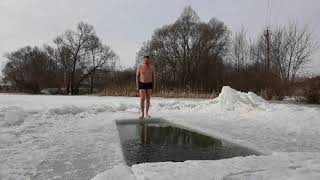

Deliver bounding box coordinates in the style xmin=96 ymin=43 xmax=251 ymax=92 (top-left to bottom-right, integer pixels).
xmin=117 ymin=122 xmax=258 ymax=166
xmin=138 ymin=123 xmax=222 ymax=148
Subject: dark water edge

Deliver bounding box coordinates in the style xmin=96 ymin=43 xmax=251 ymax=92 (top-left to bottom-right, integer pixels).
xmin=117 ymin=120 xmax=259 ymax=166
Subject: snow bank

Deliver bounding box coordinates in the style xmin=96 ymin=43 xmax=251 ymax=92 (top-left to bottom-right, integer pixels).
xmin=154 ymin=86 xmax=268 ymax=112
xmin=0 ymin=86 xmax=268 ymax=118
xmin=216 ymin=86 xmax=267 ymax=111
xmin=40 ymin=86 xmax=268 ymax=115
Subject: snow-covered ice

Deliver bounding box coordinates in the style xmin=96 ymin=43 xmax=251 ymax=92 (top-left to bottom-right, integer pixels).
xmin=131 ymin=152 xmax=320 ymax=180
xmin=0 ymin=86 xmax=319 ymax=180
xmin=91 ymin=165 xmax=135 ymax=180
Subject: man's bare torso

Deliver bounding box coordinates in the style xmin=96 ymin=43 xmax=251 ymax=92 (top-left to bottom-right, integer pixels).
xmin=139 ymin=64 xmax=153 ymax=83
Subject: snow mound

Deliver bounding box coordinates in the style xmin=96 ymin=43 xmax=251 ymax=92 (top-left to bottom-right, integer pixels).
xmin=153 ymin=86 xmax=268 ymax=112
xmin=154 ymin=86 xmax=268 ymax=112
xmin=40 ymin=89 xmax=51 ymax=95
xmin=215 ymin=86 xmax=267 ymax=111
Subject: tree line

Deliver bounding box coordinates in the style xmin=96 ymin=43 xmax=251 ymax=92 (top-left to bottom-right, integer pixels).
xmin=2 ymin=22 xmax=118 ymax=94
xmin=136 ymin=6 xmax=318 ymax=98
xmin=2 ymin=6 xmax=319 ymax=99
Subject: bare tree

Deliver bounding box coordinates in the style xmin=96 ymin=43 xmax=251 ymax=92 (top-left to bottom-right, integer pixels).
xmin=281 ymin=22 xmax=318 ymax=83
xmin=229 ymin=28 xmax=250 ymax=70
xmin=54 ymin=22 xmax=93 ymax=94
xmin=3 ymin=46 xmax=59 ymax=93
xmin=252 ymin=22 xmax=318 ymax=84
xmin=54 ymin=22 xmax=118 ymax=94
xmin=136 ymin=6 xmax=230 ymax=90
xmin=54 ymin=45 xmax=73 ymax=93
xmin=136 ymin=41 xmax=152 ymax=67
xmin=85 ymin=38 xmax=118 ymax=93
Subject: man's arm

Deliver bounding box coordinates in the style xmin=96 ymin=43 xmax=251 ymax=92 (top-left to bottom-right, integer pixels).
xmin=136 ymin=66 xmax=140 ymax=90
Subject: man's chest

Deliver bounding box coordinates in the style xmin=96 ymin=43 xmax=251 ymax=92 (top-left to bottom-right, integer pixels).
xmin=140 ymin=67 xmax=152 ymax=75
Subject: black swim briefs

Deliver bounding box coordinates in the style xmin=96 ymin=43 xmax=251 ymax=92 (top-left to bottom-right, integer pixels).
xmin=139 ymin=82 xmax=153 ymax=90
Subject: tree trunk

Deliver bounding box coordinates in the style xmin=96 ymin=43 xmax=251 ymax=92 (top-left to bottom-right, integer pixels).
xmin=90 ymin=73 xmax=95 ymax=94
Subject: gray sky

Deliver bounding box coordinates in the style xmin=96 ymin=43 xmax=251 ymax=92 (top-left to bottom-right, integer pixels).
xmin=0 ymin=0 xmax=319 ymax=74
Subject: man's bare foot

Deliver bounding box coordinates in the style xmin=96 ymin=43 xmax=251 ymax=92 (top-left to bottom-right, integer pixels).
xmin=139 ymin=115 xmax=144 ymax=119
xmin=146 ymin=115 xmax=151 ymax=118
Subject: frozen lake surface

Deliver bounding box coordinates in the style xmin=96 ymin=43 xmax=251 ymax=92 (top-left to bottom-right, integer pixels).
xmin=1 ymin=86 xmax=320 ymax=180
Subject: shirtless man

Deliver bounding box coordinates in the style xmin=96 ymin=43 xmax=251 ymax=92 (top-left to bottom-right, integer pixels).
xmin=136 ymin=56 xmax=156 ymax=119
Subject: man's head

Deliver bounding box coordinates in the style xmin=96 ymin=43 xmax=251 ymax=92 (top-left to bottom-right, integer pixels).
xmin=144 ymin=56 xmax=151 ymax=65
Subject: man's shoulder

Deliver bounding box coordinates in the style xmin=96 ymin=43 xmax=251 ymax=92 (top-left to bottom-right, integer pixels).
xmin=137 ymin=65 xmax=143 ymax=70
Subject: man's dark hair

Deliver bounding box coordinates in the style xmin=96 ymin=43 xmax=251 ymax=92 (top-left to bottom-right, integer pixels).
xmin=144 ymin=55 xmax=150 ymax=59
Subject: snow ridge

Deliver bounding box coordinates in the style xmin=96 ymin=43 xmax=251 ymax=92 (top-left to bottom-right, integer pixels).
xmin=216 ymin=86 xmax=268 ymax=111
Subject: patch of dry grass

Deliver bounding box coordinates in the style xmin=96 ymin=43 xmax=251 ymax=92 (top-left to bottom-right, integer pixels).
xmin=99 ymin=84 xmax=215 ymax=99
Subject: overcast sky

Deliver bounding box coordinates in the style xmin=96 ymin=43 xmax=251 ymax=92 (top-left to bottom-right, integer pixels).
xmin=0 ymin=0 xmax=319 ymax=74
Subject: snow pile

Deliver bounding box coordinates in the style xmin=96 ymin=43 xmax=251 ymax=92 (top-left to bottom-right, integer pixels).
xmin=40 ymin=89 xmax=51 ymax=95
xmin=215 ymin=86 xmax=268 ymax=111
xmin=154 ymin=86 xmax=268 ymax=112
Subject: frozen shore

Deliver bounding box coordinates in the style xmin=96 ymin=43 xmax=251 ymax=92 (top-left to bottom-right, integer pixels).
xmin=1 ymin=87 xmax=319 ymax=179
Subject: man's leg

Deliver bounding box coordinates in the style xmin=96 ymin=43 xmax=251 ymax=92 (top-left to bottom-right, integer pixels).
xmin=139 ymin=89 xmax=146 ymax=118
xmin=146 ymin=89 xmax=152 ymax=118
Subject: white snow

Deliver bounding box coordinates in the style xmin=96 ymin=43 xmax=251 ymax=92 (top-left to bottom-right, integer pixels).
xmin=131 ymin=152 xmax=320 ymax=180
xmin=91 ymin=164 xmax=135 ymax=180
xmin=217 ymin=86 xmax=268 ymax=111
xmin=0 ymin=86 xmax=319 ymax=180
